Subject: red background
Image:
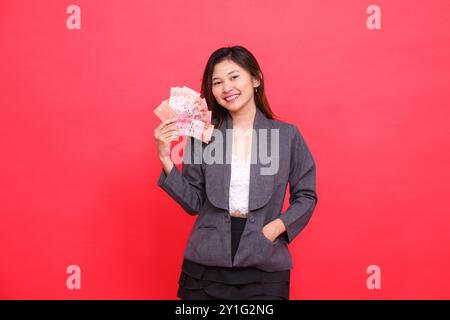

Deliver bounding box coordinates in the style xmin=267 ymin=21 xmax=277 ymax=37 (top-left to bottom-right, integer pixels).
xmin=1 ymin=0 xmax=449 ymax=299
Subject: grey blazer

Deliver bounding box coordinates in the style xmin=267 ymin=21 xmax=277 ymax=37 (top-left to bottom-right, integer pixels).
xmin=157 ymin=108 xmax=318 ymax=272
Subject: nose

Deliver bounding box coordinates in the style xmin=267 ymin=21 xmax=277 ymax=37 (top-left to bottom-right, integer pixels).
xmin=223 ymin=80 xmax=233 ymax=93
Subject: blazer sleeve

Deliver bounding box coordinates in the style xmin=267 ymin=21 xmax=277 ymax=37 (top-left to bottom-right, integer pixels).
xmin=157 ymin=136 xmax=206 ymax=215
xmin=277 ymin=125 xmax=318 ymax=244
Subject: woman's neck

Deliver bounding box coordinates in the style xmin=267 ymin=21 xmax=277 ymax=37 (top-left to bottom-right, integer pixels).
xmin=230 ymin=104 xmax=256 ymax=130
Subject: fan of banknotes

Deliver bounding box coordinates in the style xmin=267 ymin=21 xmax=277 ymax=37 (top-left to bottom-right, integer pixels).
xmin=154 ymin=86 xmax=214 ymax=143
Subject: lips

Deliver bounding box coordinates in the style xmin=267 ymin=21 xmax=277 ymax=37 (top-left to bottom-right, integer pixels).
xmin=224 ymin=94 xmax=240 ymax=102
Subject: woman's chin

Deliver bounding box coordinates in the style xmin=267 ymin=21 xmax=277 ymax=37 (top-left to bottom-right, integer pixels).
xmin=221 ymin=102 xmax=245 ymax=113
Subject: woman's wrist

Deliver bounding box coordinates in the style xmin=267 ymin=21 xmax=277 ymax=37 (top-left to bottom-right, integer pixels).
xmin=159 ymin=155 xmax=171 ymax=163
xmin=160 ymin=157 xmax=174 ymax=175
xmin=274 ymin=218 xmax=286 ymax=236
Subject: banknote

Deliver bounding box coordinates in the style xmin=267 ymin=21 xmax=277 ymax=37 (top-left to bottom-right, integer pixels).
xmin=153 ymin=100 xmax=178 ymax=121
xmin=176 ymin=118 xmax=214 ymax=143
xmin=154 ymin=86 xmax=214 ymax=143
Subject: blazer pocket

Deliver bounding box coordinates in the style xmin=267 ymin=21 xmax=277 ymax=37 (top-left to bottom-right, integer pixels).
xmin=259 ymin=230 xmax=280 ymax=246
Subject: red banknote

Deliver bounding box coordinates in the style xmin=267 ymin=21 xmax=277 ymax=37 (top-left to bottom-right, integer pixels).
xmin=154 ymin=86 xmax=214 ymax=143
xmin=153 ymin=100 xmax=178 ymax=121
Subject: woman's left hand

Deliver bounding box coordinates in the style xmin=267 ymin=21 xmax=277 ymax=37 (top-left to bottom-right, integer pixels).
xmin=262 ymin=218 xmax=286 ymax=242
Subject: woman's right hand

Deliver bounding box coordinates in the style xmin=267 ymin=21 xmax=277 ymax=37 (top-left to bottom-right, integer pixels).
xmin=154 ymin=105 xmax=179 ymax=173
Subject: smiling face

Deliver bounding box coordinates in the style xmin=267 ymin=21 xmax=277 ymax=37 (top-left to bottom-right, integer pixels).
xmin=211 ymin=59 xmax=260 ymax=114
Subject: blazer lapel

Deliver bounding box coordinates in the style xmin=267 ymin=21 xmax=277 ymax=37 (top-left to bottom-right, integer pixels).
xmin=204 ymin=113 xmax=231 ymax=210
xmin=248 ymin=108 xmax=275 ymax=211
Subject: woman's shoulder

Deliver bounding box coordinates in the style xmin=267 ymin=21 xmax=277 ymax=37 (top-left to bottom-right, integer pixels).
xmin=270 ymin=117 xmax=302 ymax=140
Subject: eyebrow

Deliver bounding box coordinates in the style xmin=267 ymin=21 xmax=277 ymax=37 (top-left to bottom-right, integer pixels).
xmin=212 ymin=70 xmax=239 ymax=81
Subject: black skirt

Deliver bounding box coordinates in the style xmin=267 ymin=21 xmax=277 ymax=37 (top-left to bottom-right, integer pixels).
xmin=177 ymin=216 xmax=290 ymax=300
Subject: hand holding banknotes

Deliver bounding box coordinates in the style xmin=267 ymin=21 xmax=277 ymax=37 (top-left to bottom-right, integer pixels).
xmin=154 ymin=86 xmax=215 ymax=175
xmin=153 ymin=86 xmax=214 ymax=144
xmin=154 ymin=101 xmax=179 ymax=175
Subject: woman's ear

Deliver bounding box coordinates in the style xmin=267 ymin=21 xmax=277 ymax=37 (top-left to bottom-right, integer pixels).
xmin=253 ymin=72 xmax=262 ymax=88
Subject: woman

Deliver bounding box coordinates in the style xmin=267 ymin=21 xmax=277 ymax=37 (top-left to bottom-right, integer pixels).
xmin=154 ymin=46 xmax=318 ymax=300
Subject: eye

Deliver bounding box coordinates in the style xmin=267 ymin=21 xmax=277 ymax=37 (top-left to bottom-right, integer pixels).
xmin=231 ymin=75 xmax=239 ymax=80
xmin=213 ymin=81 xmax=221 ymax=86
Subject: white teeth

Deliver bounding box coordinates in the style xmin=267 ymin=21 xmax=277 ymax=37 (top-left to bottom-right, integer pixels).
xmin=225 ymin=94 xmax=239 ymax=101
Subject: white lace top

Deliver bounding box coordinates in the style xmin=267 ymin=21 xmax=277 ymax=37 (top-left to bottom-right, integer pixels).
xmin=228 ymin=133 xmax=252 ymax=216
